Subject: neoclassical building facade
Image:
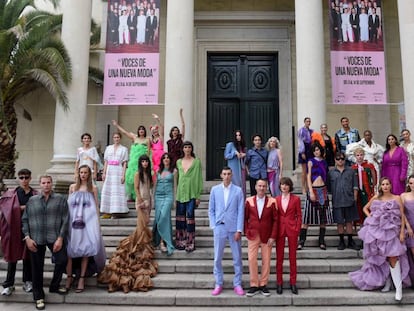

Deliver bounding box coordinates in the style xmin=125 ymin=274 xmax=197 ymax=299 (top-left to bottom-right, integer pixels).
xmin=15 ymin=0 xmax=414 ymax=182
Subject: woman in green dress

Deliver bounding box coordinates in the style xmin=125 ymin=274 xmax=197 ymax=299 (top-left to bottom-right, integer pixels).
xmin=112 ymin=120 xmax=150 ymax=200
xmin=152 ymin=153 xmax=177 ymax=256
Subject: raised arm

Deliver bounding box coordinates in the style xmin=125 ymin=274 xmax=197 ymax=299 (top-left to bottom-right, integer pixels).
xmin=152 ymin=113 xmax=164 ymax=141
xmin=111 ymin=120 xmax=136 ymax=141
xmin=180 ymin=108 xmax=185 ymax=140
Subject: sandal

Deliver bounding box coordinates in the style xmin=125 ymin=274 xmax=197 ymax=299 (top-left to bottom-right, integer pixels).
xmin=319 ymin=243 xmax=327 ymax=250
xmin=65 ymin=275 xmax=73 ymax=291
xmin=75 ymin=276 xmax=85 ymax=293
xmin=35 ymin=299 xmax=45 ymax=310
xmin=160 ymin=241 xmax=167 ymax=253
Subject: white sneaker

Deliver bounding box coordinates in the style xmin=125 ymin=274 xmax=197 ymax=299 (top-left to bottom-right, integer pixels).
xmin=23 ymin=281 xmax=33 ymax=292
xmin=1 ymin=286 xmax=15 ymax=296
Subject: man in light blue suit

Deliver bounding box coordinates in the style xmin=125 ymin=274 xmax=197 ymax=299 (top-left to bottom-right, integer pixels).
xmin=208 ymin=167 xmax=245 ymax=296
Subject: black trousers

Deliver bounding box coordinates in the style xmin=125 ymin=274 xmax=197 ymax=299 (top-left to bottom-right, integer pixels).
xmin=29 ymin=243 xmax=67 ymax=301
xmin=2 ymin=258 xmax=32 ymax=288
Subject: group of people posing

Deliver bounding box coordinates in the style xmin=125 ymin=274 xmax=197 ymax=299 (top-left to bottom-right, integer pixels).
xmin=330 ymin=0 xmax=382 ymax=43
xmin=297 ymin=116 xmax=414 ymax=301
xmin=107 ymin=0 xmax=159 ymax=46
xmin=0 ymin=170 xmax=106 ymax=310
xmin=3 ymin=111 xmax=414 ymax=306
xmin=0 ymin=108 xmax=204 ymax=308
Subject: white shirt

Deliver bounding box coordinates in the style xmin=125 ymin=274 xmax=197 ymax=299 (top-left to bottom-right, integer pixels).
xmin=256 ymin=196 xmax=265 ymax=219
xmin=222 ymin=183 xmax=231 ymax=207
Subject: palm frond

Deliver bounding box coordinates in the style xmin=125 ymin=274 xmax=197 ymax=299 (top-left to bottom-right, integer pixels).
xmin=24 ymin=10 xmax=62 ymax=33
xmin=1 ymin=0 xmax=34 ymax=29
xmin=88 ymin=66 xmax=104 ymax=87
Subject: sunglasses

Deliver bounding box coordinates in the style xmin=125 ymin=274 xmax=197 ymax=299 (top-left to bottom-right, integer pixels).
xmin=19 ymin=176 xmax=30 ymax=180
xmin=335 ymin=157 xmax=345 ymax=161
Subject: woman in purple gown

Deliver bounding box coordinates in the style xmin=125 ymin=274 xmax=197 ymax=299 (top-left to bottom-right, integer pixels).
xmin=349 ymin=177 xmax=411 ymax=301
xmin=401 ymin=174 xmax=414 ymax=284
xmin=381 ymin=134 xmax=408 ymax=195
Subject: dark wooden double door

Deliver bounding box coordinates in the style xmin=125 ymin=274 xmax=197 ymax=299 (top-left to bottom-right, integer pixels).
xmin=207 ymin=53 xmax=279 ymax=180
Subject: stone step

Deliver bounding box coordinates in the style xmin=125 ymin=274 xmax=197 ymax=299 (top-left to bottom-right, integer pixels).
xmin=100 ymin=221 xmax=357 ymax=237
xmin=101 ymin=235 xmax=361 ymax=250
xmin=0 ymin=257 xmax=362 ymax=274
xmin=1 ymin=288 xmax=412 ymax=306
xmin=0 ymin=270 xmax=354 ymax=289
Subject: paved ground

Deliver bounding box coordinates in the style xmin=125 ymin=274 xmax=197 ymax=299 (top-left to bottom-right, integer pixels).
xmin=0 ymin=303 xmax=413 ymax=311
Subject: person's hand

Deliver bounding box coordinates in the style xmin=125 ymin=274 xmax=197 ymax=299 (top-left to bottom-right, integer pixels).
xmin=121 ymin=176 xmax=125 ymax=184
xmin=195 ymin=199 xmax=200 ymax=207
xmin=309 ymin=191 xmax=316 ymax=202
xmin=111 ymin=120 xmax=118 ymax=126
xmin=267 ymin=238 xmax=275 ymax=247
xmin=407 ymin=228 xmax=414 ymax=238
xmin=102 ymin=173 xmax=106 ymax=181
xmin=400 ymin=231 xmax=405 ymax=243
xmin=301 ymin=153 xmax=306 ymax=160
xmin=26 ymin=238 xmax=37 ymax=253
xmin=53 ymin=238 xmax=63 ymax=253
xmin=234 ymin=232 xmax=241 ymax=241
xmin=152 ymin=113 xmax=159 ymax=119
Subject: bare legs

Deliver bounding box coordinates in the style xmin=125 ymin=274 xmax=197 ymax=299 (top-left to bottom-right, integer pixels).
xmin=66 ymin=257 xmax=88 ymax=293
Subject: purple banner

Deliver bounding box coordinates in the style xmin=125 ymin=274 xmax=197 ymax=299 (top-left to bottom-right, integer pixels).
xmin=328 ymin=0 xmax=387 ymax=105
xmin=103 ymin=0 xmax=160 ymax=105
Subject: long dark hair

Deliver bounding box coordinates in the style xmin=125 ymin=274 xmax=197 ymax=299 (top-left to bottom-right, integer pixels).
xmin=169 ymin=126 xmax=182 ymax=139
xmin=138 ymin=155 xmax=153 ymax=187
xmin=311 ymin=141 xmax=325 ymax=157
xmin=181 ymin=141 xmax=196 ymax=158
xmin=137 ymin=125 xmax=147 ymax=138
xmin=159 ymin=153 xmax=174 ymax=173
xmin=385 ymin=134 xmax=399 ymax=151
xmin=233 ymin=130 xmax=246 ymax=152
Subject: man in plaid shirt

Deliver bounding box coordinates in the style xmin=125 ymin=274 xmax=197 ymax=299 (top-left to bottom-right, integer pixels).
xmin=22 ymin=175 xmax=68 ymax=310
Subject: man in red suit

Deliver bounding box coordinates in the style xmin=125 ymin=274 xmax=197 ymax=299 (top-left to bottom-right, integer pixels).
xmin=275 ymin=177 xmax=302 ymax=295
xmin=244 ymin=179 xmax=278 ymax=297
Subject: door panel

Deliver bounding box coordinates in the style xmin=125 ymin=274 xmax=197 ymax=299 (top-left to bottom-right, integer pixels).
xmin=207 ymin=54 xmax=279 ymax=180
xmin=207 ymin=100 xmax=240 ymax=181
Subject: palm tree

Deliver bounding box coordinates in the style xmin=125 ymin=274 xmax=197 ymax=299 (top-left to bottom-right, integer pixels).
xmin=0 ymin=0 xmax=71 ymax=186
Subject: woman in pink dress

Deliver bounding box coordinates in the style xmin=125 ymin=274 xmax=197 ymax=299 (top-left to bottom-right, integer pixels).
xmin=150 ymin=113 xmax=164 ymax=174
xmin=381 ymin=134 xmax=408 ymax=195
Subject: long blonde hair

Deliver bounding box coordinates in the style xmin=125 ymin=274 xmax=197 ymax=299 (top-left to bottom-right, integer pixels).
xmin=75 ymin=165 xmax=93 ymax=192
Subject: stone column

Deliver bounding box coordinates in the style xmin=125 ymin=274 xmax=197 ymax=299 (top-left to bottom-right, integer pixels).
xmin=295 ymin=0 xmax=326 ymax=130
xmin=164 ymin=0 xmax=194 ymax=142
xmin=47 ymin=0 xmax=92 ymax=181
xmin=398 ymin=0 xmax=414 ymax=131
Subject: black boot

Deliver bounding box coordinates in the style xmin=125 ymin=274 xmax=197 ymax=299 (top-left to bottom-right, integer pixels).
xmin=297 ymin=228 xmax=307 ymax=250
xmin=337 ymin=234 xmax=346 ymax=250
xmin=347 ymin=234 xmax=360 ymax=250
xmin=319 ymin=227 xmax=326 ymax=250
